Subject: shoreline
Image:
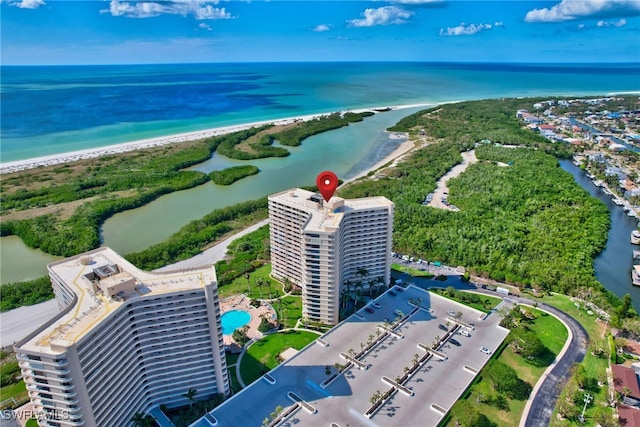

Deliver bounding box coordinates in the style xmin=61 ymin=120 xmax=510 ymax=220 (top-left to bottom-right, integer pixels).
xmin=0 ymin=103 xmax=433 ymax=175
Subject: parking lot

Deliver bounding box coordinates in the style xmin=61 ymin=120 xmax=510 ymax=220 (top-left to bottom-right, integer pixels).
xmin=206 ymin=285 xmax=509 ymax=427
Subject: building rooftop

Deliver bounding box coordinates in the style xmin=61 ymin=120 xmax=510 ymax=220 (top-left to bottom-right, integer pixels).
xmin=17 ymin=247 xmax=216 ymax=355
xmin=200 ymin=285 xmax=509 ymax=427
xmin=612 ymin=364 xmax=640 ymax=400
xmin=269 ymin=188 xmax=393 ymax=233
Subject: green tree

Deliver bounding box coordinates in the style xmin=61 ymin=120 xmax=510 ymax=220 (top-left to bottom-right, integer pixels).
xmin=182 ymin=388 xmax=198 ymax=408
xmin=617 ymin=293 xmax=633 ymax=319
xmin=451 ymin=400 xmax=496 ymax=427
xmin=131 ymin=413 xmax=155 ymax=427
xmin=485 ymin=360 xmax=532 ymax=400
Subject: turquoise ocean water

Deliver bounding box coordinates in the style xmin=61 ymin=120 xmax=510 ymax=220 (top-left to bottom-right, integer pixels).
xmin=2 ymin=62 xmax=639 ymax=162
xmin=1 ymin=62 xmax=640 ymax=288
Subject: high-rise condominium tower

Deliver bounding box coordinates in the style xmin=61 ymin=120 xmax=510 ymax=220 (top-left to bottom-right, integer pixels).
xmin=14 ymin=247 xmax=228 ymax=427
xmin=269 ymin=188 xmax=394 ymax=325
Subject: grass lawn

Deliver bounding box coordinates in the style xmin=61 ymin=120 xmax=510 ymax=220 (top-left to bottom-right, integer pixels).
xmin=227 ymin=368 xmax=242 ymax=393
xmin=219 ymin=264 xmax=284 ymax=300
xmin=278 ymin=296 xmax=303 ymax=329
xmin=26 ymin=419 xmax=39 ymax=427
xmin=239 ymin=330 xmax=319 ymax=385
xmin=391 ymin=263 xmax=435 ymax=277
xmin=430 ymin=289 xmax=503 ymax=313
xmin=0 ymin=380 xmax=27 ymax=404
xmin=225 ymin=352 xmax=240 ymax=366
xmin=450 ymin=307 xmax=569 ymax=427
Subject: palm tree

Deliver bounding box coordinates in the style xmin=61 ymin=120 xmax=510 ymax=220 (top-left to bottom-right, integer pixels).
xmin=374 ymin=275 xmax=385 ymax=291
xmin=356 ymin=266 xmax=369 ymax=280
xmin=266 ymin=279 xmax=273 ymax=300
xmin=354 ymin=280 xmax=363 ymax=307
xmin=244 ymin=272 xmax=252 ymax=296
xmin=282 ymin=276 xmax=292 ymax=293
xmin=256 ymin=278 xmax=265 ymax=299
xmin=183 ymin=387 xmax=198 ymax=408
xmin=368 ymin=279 xmax=376 ymax=297
xmin=131 ymin=413 xmax=150 ymax=427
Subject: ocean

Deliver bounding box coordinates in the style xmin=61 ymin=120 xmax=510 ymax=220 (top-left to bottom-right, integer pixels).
xmin=2 ymin=62 xmax=639 ymax=162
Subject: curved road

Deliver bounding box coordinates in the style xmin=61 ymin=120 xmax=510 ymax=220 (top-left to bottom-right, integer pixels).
xmin=522 ymin=300 xmax=588 ymax=427
xmin=153 ymin=219 xmax=269 ymax=273
xmin=472 ymin=289 xmax=588 ymax=427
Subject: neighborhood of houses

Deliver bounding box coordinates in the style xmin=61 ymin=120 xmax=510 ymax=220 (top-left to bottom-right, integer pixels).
xmin=518 ymin=97 xmax=640 ymax=288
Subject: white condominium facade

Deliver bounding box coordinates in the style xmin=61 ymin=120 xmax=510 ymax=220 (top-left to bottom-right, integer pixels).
xmin=14 ymin=247 xmax=228 ymax=427
xmin=269 ymin=189 xmax=394 ymax=325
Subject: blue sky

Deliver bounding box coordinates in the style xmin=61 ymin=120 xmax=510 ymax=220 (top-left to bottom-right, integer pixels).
xmin=1 ymin=0 xmax=639 ymax=64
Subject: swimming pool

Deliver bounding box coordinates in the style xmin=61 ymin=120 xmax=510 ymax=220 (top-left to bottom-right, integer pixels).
xmin=221 ymin=310 xmax=251 ymax=335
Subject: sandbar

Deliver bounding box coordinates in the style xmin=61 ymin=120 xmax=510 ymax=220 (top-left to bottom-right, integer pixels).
xmin=0 ymin=104 xmax=431 ymax=175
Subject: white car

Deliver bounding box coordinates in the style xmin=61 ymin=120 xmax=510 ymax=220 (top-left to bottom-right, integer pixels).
xmin=459 ymin=329 xmax=471 ymax=337
xmin=479 ymin=346 xmax=491 ymax=355
xmin=447 ymin=310 xmax=457 ymax=317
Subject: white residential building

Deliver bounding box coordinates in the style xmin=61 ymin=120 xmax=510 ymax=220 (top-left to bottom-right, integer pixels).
xmin=14 ymin=247 xmax=228 ymax=427
xmin=268 ymin=188 xmax=394 ymax=325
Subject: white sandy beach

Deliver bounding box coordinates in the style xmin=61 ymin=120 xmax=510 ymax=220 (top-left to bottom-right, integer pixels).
xmin=0 ymin=104 xmax=426 ymax=344
xmin=0 ymin=103 xmax=431 ymax=174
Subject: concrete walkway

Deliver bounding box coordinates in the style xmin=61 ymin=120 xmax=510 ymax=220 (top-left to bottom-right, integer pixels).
xmin=154 ymin=219 xmax=269 ymax=273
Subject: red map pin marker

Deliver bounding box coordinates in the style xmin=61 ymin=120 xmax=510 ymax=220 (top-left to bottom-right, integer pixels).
xmin=316 ymin=171 xmax=338 ymax=202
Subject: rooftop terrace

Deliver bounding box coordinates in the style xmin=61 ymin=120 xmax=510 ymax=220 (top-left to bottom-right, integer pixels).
xmin=18 ymin=247 xmax=216 ymax=355
xmin=269 ymin=188 xmax=392 ymax=233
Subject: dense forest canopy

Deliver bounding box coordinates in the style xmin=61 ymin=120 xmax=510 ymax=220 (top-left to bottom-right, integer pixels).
xmin=341 ymin=98 xmax=611 ymax=296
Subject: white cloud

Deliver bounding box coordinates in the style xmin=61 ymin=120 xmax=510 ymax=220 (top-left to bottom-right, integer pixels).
xmin=312 ymin=24 xmax=332 ymax=32
xmin=4 ymin=0 xmax=46 ymax=8
xmin=439 ymin=22 xmax=495 ymax=36
xmin=348 ymin=6 xmax=413 ymax=27
xmin=597 ymin=18 xmax=627 ymax=27
xmin=390 ymin=0 xmax=444 ymax=4
xmin=525 ymin=0 xmax=640 ymax=23
xmin=103 ymin=0 xmax=232 ymax=20
xmin=198 ymin=22 xmax=212 ymax=30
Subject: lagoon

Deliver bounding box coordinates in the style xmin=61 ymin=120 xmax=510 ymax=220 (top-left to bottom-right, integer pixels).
xmin=100 ymin=106 xmax=421 ymax=255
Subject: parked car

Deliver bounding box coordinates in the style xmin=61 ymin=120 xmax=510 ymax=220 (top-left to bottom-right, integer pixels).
xmin=373 ymin=302 xmax=381 ymax=309
xmin=389 ymin=290 xmax=397 ymax=296
xmin=438 ymin=324 xmax=448 ymax=331
xmin=365 ymin=307 xmax=374 ymax=314
xmin=480 ymin=346 xmax=491 ymax=355
xmin=459 ymin=329 xmax=471 ymax=337
xmin=447 ymin=310 xmax=457 ymax=317
xmin=449 ymin=338 xmax=461 ymax=346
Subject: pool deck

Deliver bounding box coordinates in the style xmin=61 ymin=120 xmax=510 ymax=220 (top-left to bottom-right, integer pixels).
xmin=219 ymin=295 xmax=276 ymax=348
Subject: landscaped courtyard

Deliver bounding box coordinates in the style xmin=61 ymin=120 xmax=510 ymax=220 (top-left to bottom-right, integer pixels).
xmin=238 ymin=330 xmax=321 ymax=385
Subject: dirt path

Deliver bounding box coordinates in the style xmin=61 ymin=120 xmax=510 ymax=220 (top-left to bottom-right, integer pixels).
xmin=427 ymin=149 xmax=478 ymax=211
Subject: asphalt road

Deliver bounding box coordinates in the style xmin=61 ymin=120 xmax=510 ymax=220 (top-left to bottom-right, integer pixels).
xmin=472 ymin=289 xmax=588 ymax=427
xmin=154 ymin=219 xmax=269 ymax=273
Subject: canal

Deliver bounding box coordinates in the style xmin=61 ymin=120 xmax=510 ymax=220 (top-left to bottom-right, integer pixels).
xmin=392 ymin=159 xmax=640 ymax=313
xmin=559 ymin=159 xmax=640 ymax=312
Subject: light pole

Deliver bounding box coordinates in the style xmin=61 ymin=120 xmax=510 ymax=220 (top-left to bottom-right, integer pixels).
xmin=578 ymin=393 xmax=592 ymax=423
